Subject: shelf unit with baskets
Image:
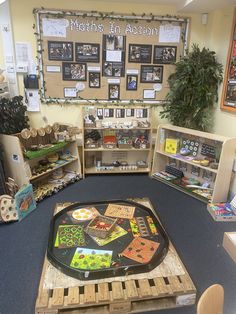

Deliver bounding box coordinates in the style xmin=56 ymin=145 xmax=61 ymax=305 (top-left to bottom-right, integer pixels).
xmin=82 ymin=106 xmax=153 ymax=175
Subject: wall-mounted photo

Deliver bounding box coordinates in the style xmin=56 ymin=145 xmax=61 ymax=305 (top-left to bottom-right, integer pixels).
xmin=48 ymin=41 xmax=73 ymax=61
xmin=62 ymin=62 xmax=87 ymax=81
xmin=103 ymin=62 xmax=124 ymax=77
xmin=140 ymin=65 xmax=163 ymax=83
xmin=153 ymin=46 xmax=177 ymax=64
xmin=128 ymin=44 xmax=152 ymax=63
xmin=108 ymin=84 xmax=120 ymax=100
xmin=89 ymin=72 xmax=100 ymax=88
xmin=104 ymin=35 xmax=125 ymax=51
xmin=126 ymin=75 xmax=138 ymax=90
xmin=116 ymin=108 xmax=125 ymax=118
xmin=75 ymin=43 xmax=100 ymax=63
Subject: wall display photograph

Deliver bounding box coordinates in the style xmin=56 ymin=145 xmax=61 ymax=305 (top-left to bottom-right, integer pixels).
xmin=126 ymin=75 xmax=138 ymax=90
xmin=128 ymin=44 xmax=152 ymax=63
xmin=48 ymin=41 xmax=73 ymax=61
xmin=108 ymin=84 xmax=120 ymax=100
xmin=221 ymin=8 xmax=236 ymax=111
xmin=36 ymin=9 xmax=189 ymax=101
xmin=153 ymin=45 xmax=177 ymax=64
xmin=102 ymin=34 xmax=126 ymax=77
xmin=140 ymin=65 xmax=163 ymax=83
xmin=62 ymin=62 xmax=87 ymax=81
xmin=88 ymin=72 xmax=100 ymax=88
xmin=75 ymin=43 xmax=100 ymax=62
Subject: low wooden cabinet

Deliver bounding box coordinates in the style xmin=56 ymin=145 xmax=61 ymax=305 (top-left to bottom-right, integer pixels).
xmin=82 ymin=106 xmax=153 ymax=175
xmin=151 ymin=124 xmax=236 ymax=203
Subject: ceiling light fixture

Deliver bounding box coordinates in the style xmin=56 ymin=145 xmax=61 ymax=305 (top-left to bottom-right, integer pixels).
xmin=0 ymin=0 xmax=6 ymax=4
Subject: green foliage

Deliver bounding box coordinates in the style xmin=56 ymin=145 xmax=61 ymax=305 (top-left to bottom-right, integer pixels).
xmin=160 ymin=44 xmax=223 ymax=131
xmin=0 ymin=96 xmax=29 ymax=134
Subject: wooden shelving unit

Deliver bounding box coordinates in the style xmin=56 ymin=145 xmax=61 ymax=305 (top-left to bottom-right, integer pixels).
xmin=151 ymin=124 xmax=236 ymax=203
xmin=82 ymin=106 xmax=153 ymax=176
xmin=0 ymin=134 xmax=82 ymax=202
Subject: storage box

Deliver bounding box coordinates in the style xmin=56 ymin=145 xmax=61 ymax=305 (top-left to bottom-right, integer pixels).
xmin=86 ymin=215 xmax=117 ymax=239
xmin=223 ymin=232 xmax=236 ymax=263
xmin=165 ymin=138 xmax=180 ymax=154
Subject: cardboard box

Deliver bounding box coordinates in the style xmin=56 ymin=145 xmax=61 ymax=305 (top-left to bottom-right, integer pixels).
xmin=223 ymin=232 xmax=236 ymax=263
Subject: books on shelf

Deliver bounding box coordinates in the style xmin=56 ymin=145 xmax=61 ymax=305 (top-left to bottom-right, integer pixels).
xmin=207 ymin=202 xmax=236 ymax=221
xmin=152 ymin=171 xmax=177 ymax=181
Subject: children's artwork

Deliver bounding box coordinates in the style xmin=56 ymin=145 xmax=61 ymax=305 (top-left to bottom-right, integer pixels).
xmin=70 ymin=247 xmax=113 ymax=270
xmin=130 ymin=216 xmax=158 ymax=237
xmin=67 ymin=207 xmax=99 ymax=222
xmin=14 ymin=184 xmax=36 ymax=221
xmin=122 ymin=237 xmax=160 ymax=264
xmin=105 ymin=203 xmax=135 ymax=219
xmin=90 ymin=225 xmax=127 ymax=246
xmin=58 ymin=225 xmax=86 ymax=248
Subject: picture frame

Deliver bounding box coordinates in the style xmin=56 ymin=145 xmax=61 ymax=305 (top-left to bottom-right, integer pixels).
xmin=97 ymin=108 xmax=103 ymax=119
xmin=128 ymin=44 xmax=152 ymax=63
xmin=140 ymin=65 xmax=163 ymax=83
xmin=103 ymin=62 xmax=124 ymax=77
xmin=108 ymin=84 xmax=120 ymax=100
xmin=126 ymin=75 xmax=138 ymax=91
xmin=153 ymin=45 xmax=177 ymax=64
xmin=221 ymin=8 xmax=236 ymax=111
xmin=116 ymin=108 xmax=125 ymax=118
xmin=126 ymin=108 xmax=135 ymax=117
xmin=75 ymin=43 xmax=100 ymax=63
xmin=62 ymin=62 xmax=87 ymax=81
xmin=89 ymin=72 xmax=100 ymax=88
xmin=104 ymin=35 xmax=125 ymax=51
xmin=48 ymin=41 xmax=73 ymax=61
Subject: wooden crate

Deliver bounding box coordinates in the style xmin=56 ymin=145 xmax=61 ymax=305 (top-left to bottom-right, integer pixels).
xmin=35 ymin=199 xmax=196 ymax=314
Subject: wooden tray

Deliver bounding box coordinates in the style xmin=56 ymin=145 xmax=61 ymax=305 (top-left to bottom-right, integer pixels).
xmin=35 ymin=198 xmax=196 ymax=314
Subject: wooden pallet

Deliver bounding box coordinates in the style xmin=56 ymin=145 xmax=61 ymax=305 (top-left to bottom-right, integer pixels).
xmin=35 ymin=199 xmax=196 ymax=314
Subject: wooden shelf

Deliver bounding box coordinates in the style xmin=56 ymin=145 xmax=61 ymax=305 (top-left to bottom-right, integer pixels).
xmin=24 ymin=141 xmax=74 ymax=160
xmin=151 ymin=124 xmax=236 ymax=203
xmin=84 ymin=127 xmax=151 ymax=130
xmin=85 ymin=166 xmax=150 ymax=174
xmin=84 ymin=147 xmax=150 ymax=151
xmin=30 ymin=157 xmax=78 ymax=181
xmin=82 ymin=106 xmax=153 ymax=176
xmin=151 ymin=175 xmax=210 ymax=203
xmin=156 ymin=150 xmax=218 ymax=174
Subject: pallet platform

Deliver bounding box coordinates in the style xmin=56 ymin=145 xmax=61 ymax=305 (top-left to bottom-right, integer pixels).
xmin=35 ymin=199 xmax=196 ymax=314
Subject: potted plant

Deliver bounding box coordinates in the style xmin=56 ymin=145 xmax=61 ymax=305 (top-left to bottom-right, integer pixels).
xmin=160 ymin=44 xmax=223 ymax=131
xmin=0 ymin=96 xmax=29 ymax=134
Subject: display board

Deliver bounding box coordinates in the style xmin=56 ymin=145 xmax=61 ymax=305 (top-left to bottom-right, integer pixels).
xmin=34 ymin=9 xmax=189 ymax=104
xmin=221 ymin=8 xmax=236 ymax=111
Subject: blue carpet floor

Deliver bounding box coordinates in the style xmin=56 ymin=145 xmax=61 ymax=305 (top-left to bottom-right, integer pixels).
xmin=0 ymin=174 xmax=235 ymax=314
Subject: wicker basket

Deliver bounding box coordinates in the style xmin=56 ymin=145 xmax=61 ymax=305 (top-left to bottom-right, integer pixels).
xmin=86 ymin=215 xmax=117 ymax=238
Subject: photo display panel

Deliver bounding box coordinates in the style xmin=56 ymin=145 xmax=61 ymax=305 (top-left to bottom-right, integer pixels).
xmin=36 ymin=9 xmax=189 ymax=103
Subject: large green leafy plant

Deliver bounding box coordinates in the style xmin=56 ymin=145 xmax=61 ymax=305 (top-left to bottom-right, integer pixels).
xmin=160 ymin=44 xmax=223 ymax=131
xmin=0 ymin=96 xmax=29 ymax=134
